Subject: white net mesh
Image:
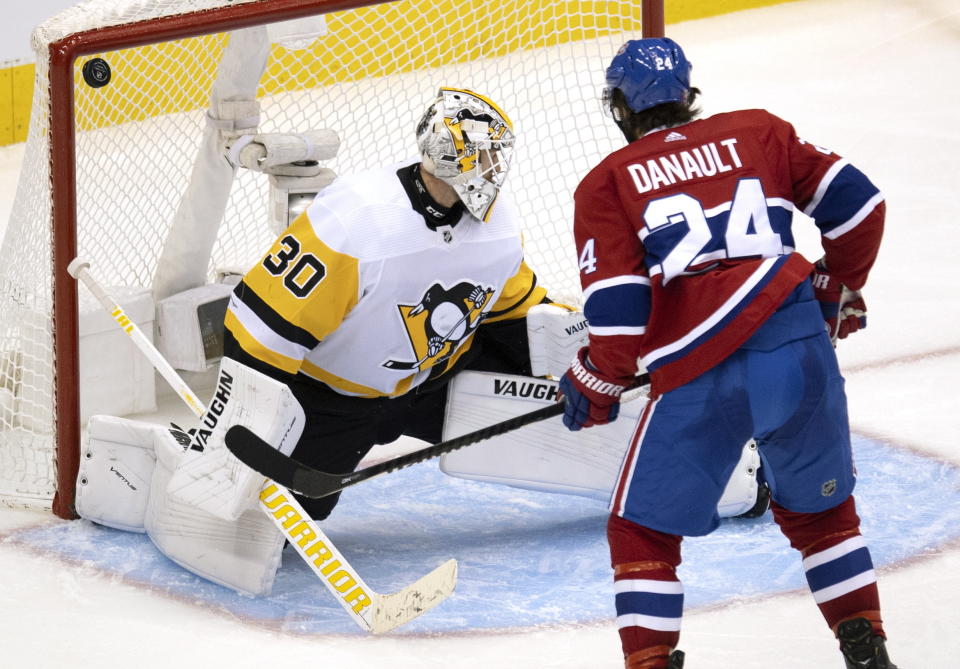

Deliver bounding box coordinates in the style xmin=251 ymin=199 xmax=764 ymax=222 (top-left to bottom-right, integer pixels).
xmin=0 ymin=0 xmax=645 ymax=510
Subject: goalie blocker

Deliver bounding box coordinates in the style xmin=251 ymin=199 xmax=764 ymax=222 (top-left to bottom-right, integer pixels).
xmin=165 ymin=356 xmax=306 ymax=522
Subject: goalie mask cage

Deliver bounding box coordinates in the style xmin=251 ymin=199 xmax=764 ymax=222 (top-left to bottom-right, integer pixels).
xmin=0 ymin=0 xmax=664 ymax=518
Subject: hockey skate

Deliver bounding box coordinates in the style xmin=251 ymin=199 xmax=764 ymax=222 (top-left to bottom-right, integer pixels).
xmin=837 ymin=617 xmax=898 ymax=668
xmin=667 ymin=649 xmax=684 ymax=668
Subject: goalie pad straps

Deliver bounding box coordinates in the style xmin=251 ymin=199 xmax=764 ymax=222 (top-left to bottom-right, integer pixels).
xmin=716 ymin=439 xmax=762 ymax=518
xmin=209 ymin=99 xmax=261 ymax=138
xmin=166 ymin=356 xmax=306 ymax=522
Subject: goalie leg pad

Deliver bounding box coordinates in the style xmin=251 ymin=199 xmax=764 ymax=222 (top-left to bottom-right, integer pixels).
xmin=166 ymin=356 xmax=305 ymax=521
xmin=440 ymin=371 xmax=642 ymax=501
xmin=148 ymin=428 xmax=285 ymax=597
xmin=440 ymin=371 xmax=760 ymax=518
xmin=75 ymin=415 xmax=159 ymax=533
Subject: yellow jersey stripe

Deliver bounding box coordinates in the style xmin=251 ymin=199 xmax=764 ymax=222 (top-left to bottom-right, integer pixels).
xmin=485 ymin=260 xmax=547 ymax=323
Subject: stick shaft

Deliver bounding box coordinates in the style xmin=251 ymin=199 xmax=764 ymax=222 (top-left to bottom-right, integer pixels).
xmin=226 ymin=372 xmax=651 ymax=499
xmin=69 ymin=261 xmax=206 ymax=418
xmin=321 ymin=372 xmax=650 ymax=489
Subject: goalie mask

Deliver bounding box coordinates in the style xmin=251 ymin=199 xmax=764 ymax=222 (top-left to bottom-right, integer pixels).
xmin=416 ymin=87 xmax=515 ymax=222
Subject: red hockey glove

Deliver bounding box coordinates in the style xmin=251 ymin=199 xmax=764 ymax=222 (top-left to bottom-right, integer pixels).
xmin=811 ymin=259 xmax=867 ymax=341
xmin=558 ymin=348 xmax=630 ymax=431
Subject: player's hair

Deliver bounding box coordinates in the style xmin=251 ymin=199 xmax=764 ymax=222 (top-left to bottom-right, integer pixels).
xmin=612 ymin=86 xmax=702 ymax=142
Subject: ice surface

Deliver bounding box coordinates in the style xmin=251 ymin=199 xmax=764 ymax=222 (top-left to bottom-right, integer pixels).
xmin=5 ymin=435 xmax=960 ymax=638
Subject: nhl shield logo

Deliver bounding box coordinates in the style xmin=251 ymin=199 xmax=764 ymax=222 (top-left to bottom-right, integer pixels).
xmin=821 ymin=479 xmax=837 ymax=497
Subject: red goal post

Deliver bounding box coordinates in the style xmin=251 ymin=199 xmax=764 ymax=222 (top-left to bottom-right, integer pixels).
xmin=1 ymin=0 xmax=664 ymax=519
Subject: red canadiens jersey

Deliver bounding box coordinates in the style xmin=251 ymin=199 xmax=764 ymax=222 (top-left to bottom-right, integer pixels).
xmin=574 ymin=109 xmax=884 ymax=396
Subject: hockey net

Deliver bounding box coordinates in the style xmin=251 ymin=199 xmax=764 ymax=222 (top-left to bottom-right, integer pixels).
xmin=0 ymin=0 xmax=662 ymax=517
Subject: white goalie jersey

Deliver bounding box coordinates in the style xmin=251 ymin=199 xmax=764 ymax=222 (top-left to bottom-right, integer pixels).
xmin=225 ymin=160 xmax=546 ymax=398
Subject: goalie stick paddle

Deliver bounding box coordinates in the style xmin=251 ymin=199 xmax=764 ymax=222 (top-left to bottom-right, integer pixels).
xmin=225 ymin=372 xmax=652 ymax=500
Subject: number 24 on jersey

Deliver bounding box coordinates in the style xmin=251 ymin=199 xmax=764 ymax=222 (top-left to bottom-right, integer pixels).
xmin=578 ymin=177 xmax=784 ymax=282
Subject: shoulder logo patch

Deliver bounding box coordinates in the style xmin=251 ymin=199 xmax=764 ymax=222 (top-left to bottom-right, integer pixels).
xmin=664 ymin=131 xmax=687 ymax=142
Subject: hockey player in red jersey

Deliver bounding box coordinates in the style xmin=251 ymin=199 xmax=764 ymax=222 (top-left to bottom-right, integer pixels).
xmin=558 ymin=38 xmax=895 ymax=669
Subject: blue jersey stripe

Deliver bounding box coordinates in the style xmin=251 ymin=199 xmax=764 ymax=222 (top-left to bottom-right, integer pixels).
xmin=644 ymin=255 xmax=790 ymax=373
xmin=584 ymin=281 xmax=651 ymax=328
xmin=811 ymin=164 xmax=881 ymax=236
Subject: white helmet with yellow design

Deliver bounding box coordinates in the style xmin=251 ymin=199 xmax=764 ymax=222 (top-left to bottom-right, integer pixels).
xmin=416 ymin=87 xmax=515 ymax=222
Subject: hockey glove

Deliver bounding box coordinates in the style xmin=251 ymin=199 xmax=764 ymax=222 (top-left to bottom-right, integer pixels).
xmin=811 ymin=259 xmax=867 ymax=341
xmin=558 ymin=348 xmax=629 ymax=431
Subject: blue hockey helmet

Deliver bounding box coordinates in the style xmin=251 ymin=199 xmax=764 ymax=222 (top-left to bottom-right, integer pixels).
xmin=603 ymin=38 xmax=692 ymax=116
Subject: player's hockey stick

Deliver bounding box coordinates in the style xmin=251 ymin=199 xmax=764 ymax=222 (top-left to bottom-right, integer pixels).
xmin=67 ymin=258 xmax=456 ymax=634
xmin=225 ymin=372 xmax=652 ymax=500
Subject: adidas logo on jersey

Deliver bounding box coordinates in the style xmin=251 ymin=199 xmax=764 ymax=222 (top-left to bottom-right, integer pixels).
xmin=664 ymin=131 xmax=687 ymax=142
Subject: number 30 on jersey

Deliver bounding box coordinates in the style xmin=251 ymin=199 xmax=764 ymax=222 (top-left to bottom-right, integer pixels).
xmin=262 ymin=234 xmax=327 ymax=298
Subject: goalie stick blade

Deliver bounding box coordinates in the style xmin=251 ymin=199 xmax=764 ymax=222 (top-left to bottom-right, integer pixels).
xmin=370 ymin=558 xmax=458 ymax=634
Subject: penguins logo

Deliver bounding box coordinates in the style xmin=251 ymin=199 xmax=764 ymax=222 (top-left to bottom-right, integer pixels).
xmin=383 ymin=281 xmax=494 ymax=371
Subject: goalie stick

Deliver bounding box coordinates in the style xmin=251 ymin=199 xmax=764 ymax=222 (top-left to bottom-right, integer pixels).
xmin=224 ymin=372 xmax=652 ymax=500
xmin=67 ymin=258 xmax=456 ymax=634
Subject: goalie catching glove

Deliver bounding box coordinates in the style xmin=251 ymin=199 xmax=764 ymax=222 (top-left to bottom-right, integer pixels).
xmin=811 ymin=258 xmax=867 ymax=341
xmin=526 ymin=303 xmax=589 ymax=378
xmin=558 ymin=348 xmax=632 ymax=430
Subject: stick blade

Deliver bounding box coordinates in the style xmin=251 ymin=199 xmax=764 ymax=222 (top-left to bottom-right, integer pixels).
xmin=225 ymin=424 xmax=298 ymax=482
xmin=225 ymin=425 xmax=345 ymax=498
xmin=370 ymin=558 xmax=458 ymax=634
